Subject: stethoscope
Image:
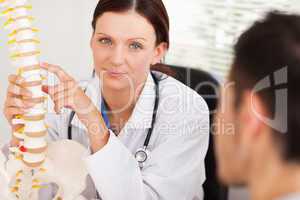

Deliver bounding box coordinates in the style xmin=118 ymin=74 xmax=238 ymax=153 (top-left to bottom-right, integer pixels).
xmin=67 ymin=71 xmax=159 ymax=169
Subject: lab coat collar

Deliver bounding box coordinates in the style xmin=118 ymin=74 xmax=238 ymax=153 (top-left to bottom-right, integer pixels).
xmin=125 ymin=72 xmax=156 ymax=130
xmin=71 ymin=73 xmax=156 ymax=131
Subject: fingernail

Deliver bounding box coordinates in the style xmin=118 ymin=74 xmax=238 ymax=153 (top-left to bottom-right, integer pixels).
xmin=16 ymin=79 xmax=24 ymax=85
xmin=24 ymin=105 xmax=31 ymax=109
xmin=40 ymin=62 xmax=47 ymax=67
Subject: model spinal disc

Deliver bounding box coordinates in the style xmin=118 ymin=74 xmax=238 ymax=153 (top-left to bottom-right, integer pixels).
xmin=0 ymin=0 xmax=88 ymax=199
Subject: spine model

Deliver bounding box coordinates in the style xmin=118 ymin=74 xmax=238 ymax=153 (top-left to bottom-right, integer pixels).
xmin=0 ymin=0 xmax=47 ymax=168
xmin=0 ymin=1 xmax=89 ymax=200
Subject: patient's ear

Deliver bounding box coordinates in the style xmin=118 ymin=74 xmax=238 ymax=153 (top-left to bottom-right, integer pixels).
xmin=151 ymin=42 xmax=168 ymax=65
xmin=236 ymin=91 xmax=267 ymax=156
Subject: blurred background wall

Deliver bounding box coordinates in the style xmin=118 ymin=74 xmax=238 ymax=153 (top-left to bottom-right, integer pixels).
xmin=0 ymin=0 xmax=298 ymax=199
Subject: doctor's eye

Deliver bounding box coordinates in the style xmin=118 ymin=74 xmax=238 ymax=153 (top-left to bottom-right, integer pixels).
xmin=98 ymin=38 xmax=112 ymax=46
xmin=129 ymin=42 xmax=143 ymax=50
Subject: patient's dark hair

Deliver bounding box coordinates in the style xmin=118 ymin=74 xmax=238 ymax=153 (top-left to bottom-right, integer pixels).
xmin=230 ymin=11 xmax=300 ymax=162
xmin=92 ymin=0 xmax=174 ymax=76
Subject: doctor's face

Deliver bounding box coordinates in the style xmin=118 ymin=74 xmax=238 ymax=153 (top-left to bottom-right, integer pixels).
xmin=90 ymin=11 xmax=165 ymax=91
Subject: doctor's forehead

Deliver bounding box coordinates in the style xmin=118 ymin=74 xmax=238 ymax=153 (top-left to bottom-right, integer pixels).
xmin=94 ymin=11 xmax=156 ymax=42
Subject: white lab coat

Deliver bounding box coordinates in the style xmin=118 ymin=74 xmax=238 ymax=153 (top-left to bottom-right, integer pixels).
xmin=276 ymin=194 xmax=300 ymax=200
xmin=5 ymin=72 xmax=210 ymax=200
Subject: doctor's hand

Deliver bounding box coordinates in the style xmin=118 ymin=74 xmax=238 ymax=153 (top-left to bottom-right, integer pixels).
xmin=41 ymin=62 xmax=109 ymax=152
xmin=3 ymin=75 xmax=35 ymax=124
xmin=3 ymin=74 xmax=37 ymax=146
xmin=40 ymin=62 xmax=92 ymax=115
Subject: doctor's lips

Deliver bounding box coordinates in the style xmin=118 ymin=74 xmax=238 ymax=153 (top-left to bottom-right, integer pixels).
xmin=104 ymin=68 xmax=128 ymax=77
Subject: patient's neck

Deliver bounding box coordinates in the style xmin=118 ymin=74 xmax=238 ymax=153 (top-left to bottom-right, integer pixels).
xmin=249 ymin=157 xmax=300 ymax=200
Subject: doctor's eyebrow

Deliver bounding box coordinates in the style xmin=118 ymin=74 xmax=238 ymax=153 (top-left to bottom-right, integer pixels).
xmin=96 ymin=32 xmax=147 ymax=41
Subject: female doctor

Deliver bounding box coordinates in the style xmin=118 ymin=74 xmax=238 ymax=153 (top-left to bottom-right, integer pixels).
xmin=3 ymin=0 xmax=209 ymax=199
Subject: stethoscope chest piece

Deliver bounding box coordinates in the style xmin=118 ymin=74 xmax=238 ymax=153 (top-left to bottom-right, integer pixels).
xmin=135 ymin=146 xmax=150 ymax=169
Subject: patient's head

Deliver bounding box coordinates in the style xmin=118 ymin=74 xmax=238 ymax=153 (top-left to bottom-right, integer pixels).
xmin=214 ymin=11 xmax=300 ymax=185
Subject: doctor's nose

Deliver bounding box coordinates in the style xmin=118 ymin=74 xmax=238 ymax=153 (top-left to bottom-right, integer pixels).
xmin=110 ymin=45 xmax=126 ymax=66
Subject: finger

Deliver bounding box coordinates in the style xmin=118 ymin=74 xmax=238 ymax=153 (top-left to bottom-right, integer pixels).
xmin=42 ymin=84 xmax=64 ymax=98
xmin=7 ymin=84 xmax=32 ymax=97
xmin=12 ymin=124 xmax=25 ymax=132
xmin=43 ymin=82 xmax=76 ymax=102
xmin=8 ymin=74 xmax=25 ymax=86
xmin=7 ymin=91 xmax=22 ymax=98
xmin=54 ymin=95 xmax=73 ymax=114
xmin=53 ymin=89 xmax=72 ymax=103
xmin=4 ymin=107 xmax=27 ymax=117
xmin=10 ymin=137 xmax=20 ymax=147
xmin=43 ymin=81 xmax=75 ymax=97
xmin=4 ymin=109 xmax=24 ymax=126
xmin=40 ymin=62 xmax=73 ymax=82
xmin=5 ymin=97 xmax=35 ymax=109
xmin=8 ymin=74 xmax=42 ymax=91
xmin=3 ymin=107 xmax=27 ymax=124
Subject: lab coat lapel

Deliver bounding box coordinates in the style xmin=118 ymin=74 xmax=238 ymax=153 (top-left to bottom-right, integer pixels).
xmin=122 ymin=73 xmax=156 ymax=131
xmin=118 ymin=73 xmax=156 ymax=150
